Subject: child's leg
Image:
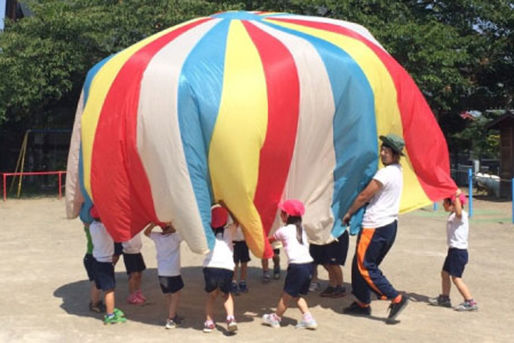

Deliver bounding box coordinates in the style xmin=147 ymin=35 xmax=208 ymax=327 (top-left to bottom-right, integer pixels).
xmin=296 ymin=296 xmax=309 ymax=314
xmin=168 ymin=291 xmax=181 ymax=319
xmin=272 ymin=252 xmax=280 ymax=270
xmin=128 ymin=271 xmax=142 ymax=294
xmin=222 ymin=292 xmax=235 ymax=317
xmin=261 ymin=258 xmax=269 ymax=272
xmin=276 ymin=292 xmax=293 ymax=317
xmin=240 ymin=262 xmax=248 ymax=281
xmin=90 ymin=282 xmax=101 ymax=304
xmin=233 ymin=263 xmax=239 ymax=282
xmin=104 ymin=289 xmax=115 ymax=314
xmin=323 ymin=264 xmax=336 ymax=287
xmin=451 ymin=276 xmax=473 ymax=301
xmin=441 ymin=270 xmax=451 ymax=296
xmin=332 ymin=265 xmax=343 ymax=286
xmin=205 ymin=290 xmax=218 ymax=322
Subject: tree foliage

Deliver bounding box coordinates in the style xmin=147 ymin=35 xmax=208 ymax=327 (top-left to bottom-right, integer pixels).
xmin=0 ymin=0 xmax=512 ymax=158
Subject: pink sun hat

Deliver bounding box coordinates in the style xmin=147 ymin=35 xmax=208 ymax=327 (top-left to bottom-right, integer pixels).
xmin=278 ymin=199 xmax=305 ymax=216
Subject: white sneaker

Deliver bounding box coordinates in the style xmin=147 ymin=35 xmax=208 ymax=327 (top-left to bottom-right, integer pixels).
xmin=262 ymin=313 xmax=280 ymax=328
xmin=165 ymin=318 xmax=176 ymax=329
xmin=295 ymin=318 xmax=318 ymax=330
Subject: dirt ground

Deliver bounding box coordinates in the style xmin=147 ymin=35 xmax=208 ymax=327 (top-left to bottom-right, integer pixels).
xmin=0 ymin=196 xmax=513 ymax=343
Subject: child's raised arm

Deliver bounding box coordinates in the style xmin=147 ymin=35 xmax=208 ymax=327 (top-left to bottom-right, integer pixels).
xmin=454 ymin=189 xmax=463 ymax=219
xmin=143 ymin=223 xmax=157 ymax=237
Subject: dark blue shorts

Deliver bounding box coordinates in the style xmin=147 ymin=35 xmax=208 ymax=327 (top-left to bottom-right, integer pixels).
xmin=93 ymin=259 xmax=116 ymax=291
xmin=123 ymin=253 xmax=146 ymax=274
xmin=83 ymin=253 xmax=95 ymax=281
xmin=443 ymin=248 xmax=468 ymax=278
xmin=159 ymin=275 xmax=184 ymax=294
xmin=203 ymin=267 xmax=234 ymax=294
xmin=309 ymin=231 xmax=349 ymax=266
xmin=233 ymin=241 xmax=251 ymax=263
xmin=284 ymin=262 xmax=313 ymax=297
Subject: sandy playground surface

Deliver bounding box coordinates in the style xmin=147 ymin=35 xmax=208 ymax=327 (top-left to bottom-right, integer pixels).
xmin=0 ymin=196 xmax=513 ymax=343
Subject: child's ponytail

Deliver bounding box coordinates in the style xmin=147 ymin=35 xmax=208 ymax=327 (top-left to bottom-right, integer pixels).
xmin=286 ymin=215 xmax=303 ymax=244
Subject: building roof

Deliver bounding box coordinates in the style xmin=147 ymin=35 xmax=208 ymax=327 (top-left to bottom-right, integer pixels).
xmin=486 ymin=111 xmax=514 ymax=130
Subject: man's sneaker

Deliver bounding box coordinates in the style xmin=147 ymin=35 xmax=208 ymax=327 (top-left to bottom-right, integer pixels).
xmin=165 ymin=318 xmax=177 ymax=329
xmin=103 ymin=312 xmax=127 ymax=325
xmin=89 ymin=301 xmax=106 ymax=313
xmin=273 ymin=265 xmax=281 ymax=280
xmin=295 ymin=318 xmax=318 ymax=330
xmin=309 ymin=281 xmax=321 ymax=292
xmin=227 ymin=318 xmax=238 ymax=333
xmin=320 ymin=286 xmax=336 ymax=297
xmin=455 ymin=300 xmax=478 ymax=312
xmin=262 ymin=271 xmax=272 ymax=283
xmin=238 ymin=280 xmax=248 ymax=293
xmin=331 ymin=286 xmax=347 ymax=298
xmin=386 ymin=296 xmax=409 ymax=324
xmin=127 ymin=293 xmax=145 ymax=305
xmin=231 ymin=281 xmax=240 ymax=295
xmin=343 ymin=301 xmax=371 ymax=316
xmin=262 ymin=313 xmax=281 ymax=328
xmin=428 ymin=295 xmax=452 ymax=308
xmin=203 ymin=320 xmax=216 ymax=333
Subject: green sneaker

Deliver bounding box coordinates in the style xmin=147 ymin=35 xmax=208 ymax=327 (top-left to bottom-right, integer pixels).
xmin=113 ymin=308 xmax=126 ymax=318
xmin=104 ymin=311 xmax=127 ymax=325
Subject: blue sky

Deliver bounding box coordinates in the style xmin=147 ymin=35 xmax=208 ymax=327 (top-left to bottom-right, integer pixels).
xmin=0 ymin=0 xmax=6 ymax=30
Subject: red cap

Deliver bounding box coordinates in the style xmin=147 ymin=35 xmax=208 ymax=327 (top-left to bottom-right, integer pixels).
xmin=90 ymin=205 xmax=100 ymax=219
xmin=451 ymin=193 xmax=467 ymax=206
xmin=278 ymin=199 xmax=305 ymax=216
xmin=211 ymin=205 xmax=228 ymax=229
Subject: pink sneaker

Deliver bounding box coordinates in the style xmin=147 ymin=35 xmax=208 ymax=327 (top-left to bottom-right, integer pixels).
xmin=127 ymin=293 xmax=145 ymax=305
xmin=135 ymin=290 xmax=146 ymax=302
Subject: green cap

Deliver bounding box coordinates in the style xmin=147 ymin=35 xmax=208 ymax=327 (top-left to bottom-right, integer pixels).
xmin=379 ymin=134 xmax=405 ymax=156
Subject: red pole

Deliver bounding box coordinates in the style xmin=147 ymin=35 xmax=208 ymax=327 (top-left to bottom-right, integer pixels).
xmin=3 ymin=173 xmax=6 ymax=201
xmin=58 ymin=171 xmax=62 ymax=200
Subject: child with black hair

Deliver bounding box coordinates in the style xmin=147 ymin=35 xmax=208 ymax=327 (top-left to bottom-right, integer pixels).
xmin=262 ymin=199 xmax=317 ymax=330
xmin=429 ymin=189 xmax=478 ymax=311
xmin=202 ymin=204 xmax=238 ymax=334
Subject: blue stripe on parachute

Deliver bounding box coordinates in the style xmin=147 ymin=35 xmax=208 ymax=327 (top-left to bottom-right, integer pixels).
xmin=177 ymin=19 xmax=230 ymax=250
xmin=260 ymin=21 xmax=378 ymax=238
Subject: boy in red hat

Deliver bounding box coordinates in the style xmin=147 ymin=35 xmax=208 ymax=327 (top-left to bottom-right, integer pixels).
xmin=262 ymin=199 xmax=317 ymax=330
xmin=202 ymin=204 xmax=238 ymax=334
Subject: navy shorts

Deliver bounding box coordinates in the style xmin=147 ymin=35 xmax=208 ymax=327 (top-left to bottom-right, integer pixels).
xmin=159 ymin=275 xmax=184 ymax=294
xmin=443 ymin=248 xmax=468 ymax=277
xmin=203 ymin=267 xmax=234 ymax=294
xmin=233 ymin=241 xmax=251 ymax=263
xmin=284 ymin=262 xmax=313 ymax=297
xmin=93 ymin=260 xmax=116 ymax=291
xmin=123 ymin=253 xmax=146 ymax=274
xmin=309 ymin=231 xmax=349 ymax=266
xmin=83 ymin=253 xmax=95 ymax=281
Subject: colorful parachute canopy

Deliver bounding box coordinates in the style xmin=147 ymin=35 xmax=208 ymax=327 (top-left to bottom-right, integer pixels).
xmin=66 ymin=11 xmax=456 ymax=258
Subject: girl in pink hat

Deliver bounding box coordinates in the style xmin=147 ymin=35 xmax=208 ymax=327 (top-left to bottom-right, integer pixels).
xmin=262 ymin=199 xmax=317 ymax=330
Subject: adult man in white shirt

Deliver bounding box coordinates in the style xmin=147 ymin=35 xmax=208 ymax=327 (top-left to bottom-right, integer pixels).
xmin=342 ymin=134 xmax=408 ymax=324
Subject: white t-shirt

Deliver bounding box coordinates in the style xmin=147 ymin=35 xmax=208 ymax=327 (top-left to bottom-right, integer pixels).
xmin=89 ymin=220 xmax=114 ymax=263
xmin=149 ymin=231 xmax=182 ymax=276
xmin=362 ymin=164 xmax=403 ymax=228
xmin=446 ymin=210 xmax=469 ymax=249
xmin=232 ymin=225 xmax=245 ymax=242
xmin=203 ymin=226 xmax=235 ymax=271
xmin=273 ymin=224 xmax=313 ymax=264
xmin=122 ymin=233 xmax=142 ymax=254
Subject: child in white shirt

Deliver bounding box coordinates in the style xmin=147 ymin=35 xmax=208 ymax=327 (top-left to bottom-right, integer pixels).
xmin=202 ymin=204 xmax=238 ymax=334
xmin=262 ymin=199 xmax=317 ymax=330
xmin=144 ymin=222 xmax=183 ymax=329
